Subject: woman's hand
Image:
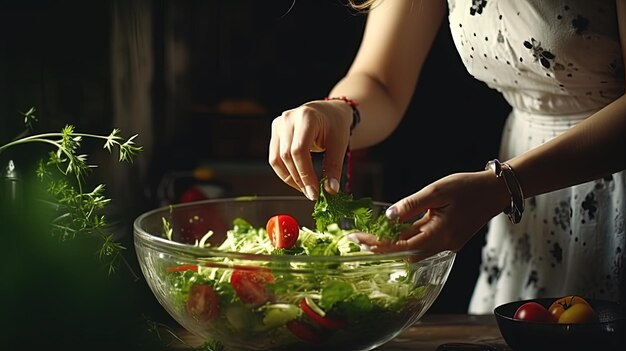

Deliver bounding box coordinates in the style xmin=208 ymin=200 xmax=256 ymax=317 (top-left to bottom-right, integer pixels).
xmin=352 ymin=170 xmax=510 ymax=255
xmin=269 ymin=99 xmax=354 ymax=200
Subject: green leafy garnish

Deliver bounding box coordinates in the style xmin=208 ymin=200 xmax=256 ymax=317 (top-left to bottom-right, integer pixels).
xmin=312 ymin=178 xmax=410 ymax=242
xmin=312 ymin=178 xmax=373 ymax=232
xmin=320 ymin=280 xmax=354 ymax=309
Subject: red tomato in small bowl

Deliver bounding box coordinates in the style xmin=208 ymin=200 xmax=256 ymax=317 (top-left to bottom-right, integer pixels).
xmin=513 ymin=301 xmax=556 ymax=323
xmin=266 ymin=214 xmax=299 ymax=249
xmin=495 ymin=298 xmax=624 ymax=351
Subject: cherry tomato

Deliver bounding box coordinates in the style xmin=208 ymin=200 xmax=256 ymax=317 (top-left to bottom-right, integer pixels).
xmin=186 ymin=284 xmax=219 ymax=321
xmin=266 ymin=214 xmax=299 ymax=249
xmin=230 ymin=268 xmax=275 ymax=307
xmin=286 ymin=320 xmax=324 ymax=344
xmin=299 ymin=298 xmax=344 ymax=329
xmin=513 ymin=301 xmax=556 ymax=323
xmin=548 ymin=295 xmax=598 ymax=324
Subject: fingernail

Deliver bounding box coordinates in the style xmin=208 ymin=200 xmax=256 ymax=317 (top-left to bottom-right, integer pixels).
xmin=346 ymin=233 xmax=359 ymax=243
xmin=385 ymin=206 xmax=398 ymax=220
xmin=347 ymin=234 xmax=372 ymax=252
xmin=325 ymin=178 xmax=340 ymax=194
xmin=305 ymin=185 xmax=318 ymax=201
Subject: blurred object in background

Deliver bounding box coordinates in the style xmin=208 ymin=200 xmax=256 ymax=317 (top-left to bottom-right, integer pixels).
xmin=156 ymin=165 xmax=229 ymax=205
xmin=2 ymin=160 xmax=21 ymax=209
xmin=110 ymin=0 xmax=154 ymax=215
xmin=155 ymin=157 xmax=384 ymax=207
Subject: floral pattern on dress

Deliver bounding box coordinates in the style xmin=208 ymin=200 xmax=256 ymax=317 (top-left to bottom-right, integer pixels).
xmin=470 ymin=0 xmax=488 ymax=16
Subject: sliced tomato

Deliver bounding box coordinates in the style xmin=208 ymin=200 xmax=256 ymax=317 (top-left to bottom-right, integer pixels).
xmin=166 ymin=264 xmax=199 ymax=272
xmin=266 ymin=214 xmax=299 ymax=249
xmin=286 ymin=320 xmax=324 ymax=344
xmin=230 ymin=268 xmax=275 ymax=307
xmin=186 ymin=284 xmax=219 ymax=321
xmin=299 ymin=298 xmax=344 ymax=329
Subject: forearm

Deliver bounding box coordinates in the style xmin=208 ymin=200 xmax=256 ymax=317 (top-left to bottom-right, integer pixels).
xmin=508 ymin=93 xmax=626 ymax=198
xmin=329 ymin=72 xmax=406 ymax=149
xmin=327 ymin=0 xmax=446 ymax=150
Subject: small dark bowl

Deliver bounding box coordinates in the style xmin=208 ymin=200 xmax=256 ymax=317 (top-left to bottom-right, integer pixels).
xmin=494 ymin=298 xmax=625 ymax=351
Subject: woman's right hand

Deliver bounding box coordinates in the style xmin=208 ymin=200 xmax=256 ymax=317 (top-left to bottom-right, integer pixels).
xmin=269 ymin=99 xmax=354 ymax=201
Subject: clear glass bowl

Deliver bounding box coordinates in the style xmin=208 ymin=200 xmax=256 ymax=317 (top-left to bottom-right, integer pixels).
xmin=133 ymin=196 xmax=456 ymax=351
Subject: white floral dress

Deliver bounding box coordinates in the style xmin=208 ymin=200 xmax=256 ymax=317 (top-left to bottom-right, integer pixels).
xmin=446 ymin=0 xmax=626 ymax=314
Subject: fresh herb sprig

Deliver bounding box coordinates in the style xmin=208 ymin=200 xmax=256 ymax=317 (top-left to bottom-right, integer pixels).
xmin=0 ymin=107 xmax=143 ymax=274
xmin=313 ymin=184 xmax=372 ymax=232
xmin=312 ymin=178 xmax=410 ymax=242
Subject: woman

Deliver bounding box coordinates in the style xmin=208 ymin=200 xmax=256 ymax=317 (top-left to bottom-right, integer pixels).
xmin=268 ymin=0 xmax=626 ymax=314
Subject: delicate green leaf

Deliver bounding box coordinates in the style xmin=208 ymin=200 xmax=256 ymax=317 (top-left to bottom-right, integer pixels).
xmin=1 ymin=108 xmax=144 ymax=274
xmin=312 ymin=178 xmax=373 ymax=232
xmin=320 ymin=280 xmax=354 ymax=309
xmin=312 ymin=178 xmax=409 ymax=242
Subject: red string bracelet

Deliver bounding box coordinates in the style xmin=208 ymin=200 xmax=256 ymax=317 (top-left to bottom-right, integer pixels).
xmin=324 ymin=96 xmax=361 ymax=193
xmin=323 ymin=96 xmax=361 ymax=134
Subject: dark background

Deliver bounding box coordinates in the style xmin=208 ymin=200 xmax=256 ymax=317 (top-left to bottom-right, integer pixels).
xmin=1 ymin=0 xmax=510 ymax=349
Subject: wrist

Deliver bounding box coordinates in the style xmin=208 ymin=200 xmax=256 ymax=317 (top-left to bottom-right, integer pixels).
xmin=485 ymin=159 xmax=525 ymax=224
xmin=324 ymin=96 xmax=361 ymax=134
xmin=480 ymin=169 xmax=511 ymax=217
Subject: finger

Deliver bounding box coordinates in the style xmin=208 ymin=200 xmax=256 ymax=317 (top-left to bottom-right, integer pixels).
xmin=350 ymin=232 xmax=381 ymax=246
xmin=290 ymin=113 xmax=322 ymax=201
xmin=349 ymin=232 xmax=398 ymax=253
xmin=320 ymin=143 xmax=348 ymax=195
xmin=352 ymin=212 xmax=431 ymax=245
xmin=398 ymin=213 xmax=430 ymax=241
xmin=278 ymin=173 xmax=300 ymax=192
xmin=350 ymin=232 xmax=406 ymax=253
xmin=371 ymin=240 xmax=409 ymax=253
xmin=269 ymin=121 xmax=300 ymax=191
xmin=400 ymin=212 xmax=450 ymax=253
xmin=350 ymin=231 xmax=433 ymax=261
xmin=289 ymin=148 xmax=318 ymax=200
xmin=385 ymin=185 xmax=441 ymax=222
xmin=365 ymin=236 xmax=431 ymax=261
xmin=346 ymin=233 xmax=375 ymax=252
xmin=274 ymin=117 xmax=306 ymax=194
xmin=317 ymin=109 xmax=349 ymax=194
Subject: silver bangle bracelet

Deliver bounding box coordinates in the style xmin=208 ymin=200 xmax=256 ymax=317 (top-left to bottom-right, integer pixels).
xmin=485 ymin=159 xmax=525 ymax=224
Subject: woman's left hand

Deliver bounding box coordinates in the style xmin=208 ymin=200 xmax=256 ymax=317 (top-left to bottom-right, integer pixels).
xmin=352 ymin=170 xmax=510 ymax=255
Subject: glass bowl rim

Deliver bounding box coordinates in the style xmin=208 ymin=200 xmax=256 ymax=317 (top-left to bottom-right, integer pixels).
xmin=133 ymin=195 xmax=456 ymax=264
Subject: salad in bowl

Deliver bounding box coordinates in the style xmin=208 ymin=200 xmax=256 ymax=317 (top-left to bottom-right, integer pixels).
xmin=133 ymin=187 xmax=456 ymax=350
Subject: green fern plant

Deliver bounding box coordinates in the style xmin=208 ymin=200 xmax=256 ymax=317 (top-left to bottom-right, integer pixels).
xmin=0 ymin=107 xmax=143 ymax=274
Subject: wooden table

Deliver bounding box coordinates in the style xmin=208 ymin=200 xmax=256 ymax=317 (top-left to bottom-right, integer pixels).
xmin=172 ymin=314 xmax=512 ymax=350
xmin=377 ymin=314 xmax=510 ymax=350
